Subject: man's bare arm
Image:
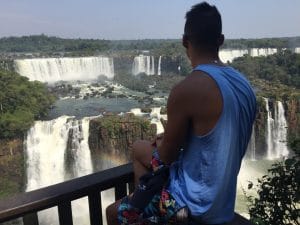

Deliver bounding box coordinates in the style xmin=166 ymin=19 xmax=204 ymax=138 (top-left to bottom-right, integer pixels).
xmin=157 ymin=83 xmax=190 ymax=165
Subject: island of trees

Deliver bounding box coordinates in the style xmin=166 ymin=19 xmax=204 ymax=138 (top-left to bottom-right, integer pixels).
xmin=0 ymin=69 xmax=55 ymax=139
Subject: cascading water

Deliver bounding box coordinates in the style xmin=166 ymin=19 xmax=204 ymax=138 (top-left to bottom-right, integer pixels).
xmin=219 ymin=49 xmax=248 ymax=63
xmin=132 ymin=55 xmax=156 ymax=75
xmin=25 ymin=116 xmax=93 ymax=225
xmin=15 ymin=56 xmax=114 ymax=83
xmin=249 ymin=48 xmax=277 ymax=57
xmin=273 ymin=101 xmax=289 ymax=158
xmin=157 ymin=56 xmax=162 ymax=75
xmin=219 ymin=48 xmax=278 ymax=63
xmin=263 ymin=98 xmax=289 ymax=160
xmin=264 ymin=97 xmax=275 ymax=159
xmin=246 ymin=125 xmax=256 ymax=161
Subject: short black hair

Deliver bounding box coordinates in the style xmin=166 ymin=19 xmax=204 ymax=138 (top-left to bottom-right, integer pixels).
xmin=184 ymin=2 xmax=222 ymax=51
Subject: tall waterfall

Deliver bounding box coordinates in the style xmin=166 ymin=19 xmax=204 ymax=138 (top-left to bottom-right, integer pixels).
xmin=25 ymin=116 xmax=93 ymax=225
xmin=25 ymin=116 xmax=92 ymax=189
xmin=132 ymin=55 xmax=155 ymax=75
xmin=246 ymin=125 xmax=256 ymax=161
xmin=15 ymin=56 xmax=114 ymax=83
xmin=157 ymin=56 xmax=162 ymax=76
xmin=263 ymin=98 xmax=289 ymax=160
xmin=273 ymin=101 xmax=289 ymax=158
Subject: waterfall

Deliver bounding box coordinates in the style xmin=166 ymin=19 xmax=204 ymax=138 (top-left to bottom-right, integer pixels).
xmin=246 ymin=125 xmax=256 ymax=161
xmin=151 ymin=56 xmax=155 ymax=75
xmin=295 ymin=47 xmax=300 ymax=54
xmin=219 ymin=49 xmax=248 ymax=63
xmin=264 ymin=98 xmax=275 ymax=159
xmin=26 ymin=116 xmax=69 ymax=190
xmin=273 ymin=101 xmax=289 ymax=158
xmin=150 ymin=107 xmax=167 ymax=134
xmin=249 ymin=48 xmax=277 ymax=57
xmin=157 ymin=56 xmax=162 ymax=75
xmin=132 ymin=55 xmax=156 ymax=75
xmin=219 ymin=48 xmax=278 ymax=63
xmin=25 ymin=116 xmax=92 ymax=190
xmin=15 ymin=56 xmax=114 ymax=83
xmin=25 ymin=116 xmax=93 ymax=225
xmin=263 ymin=98 xmax=289 ymax=160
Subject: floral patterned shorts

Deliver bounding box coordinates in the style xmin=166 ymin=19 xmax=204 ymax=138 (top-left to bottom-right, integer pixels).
xmin=117 ymin=150 xmax=181 ymax=225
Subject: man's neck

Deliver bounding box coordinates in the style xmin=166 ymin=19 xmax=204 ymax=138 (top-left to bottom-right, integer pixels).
xmin=190 ymin=51 xmax=222 ymax=68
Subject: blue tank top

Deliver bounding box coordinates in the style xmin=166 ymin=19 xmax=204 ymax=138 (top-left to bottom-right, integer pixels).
xmin=167 ymin=64 xmax=256 ymax=224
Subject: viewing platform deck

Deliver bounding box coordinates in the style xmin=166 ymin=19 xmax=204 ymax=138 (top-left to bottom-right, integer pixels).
xmin=0 ymin=163 xmax=253 ymax=225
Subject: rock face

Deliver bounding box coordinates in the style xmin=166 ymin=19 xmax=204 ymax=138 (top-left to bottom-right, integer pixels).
xmin=286 ymin=97 xmax=300 ymax=140
xmin=88 ymin=114 xmax=157 ymax=162
xmin=253 ymin=98 xmax=267 ymax=158
xmin=0 ymin=139 xmax=24 ymax=199
xmin=286 ymin=96 xmax=300 ymax=152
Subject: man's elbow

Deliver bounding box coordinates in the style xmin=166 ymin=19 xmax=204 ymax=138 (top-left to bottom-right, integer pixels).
xmin=158 ymin=144 xmax=180 ymax=165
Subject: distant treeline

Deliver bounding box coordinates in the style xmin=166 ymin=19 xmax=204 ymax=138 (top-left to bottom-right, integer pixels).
xmin=231 ymin=50 xmax=300 ymax=89
xmin=0 ymin=35 xmax=299 ymax=54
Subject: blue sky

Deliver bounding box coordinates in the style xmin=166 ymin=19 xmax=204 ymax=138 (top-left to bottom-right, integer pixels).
xmin=0 ymin=0 xmax=299 ymax=39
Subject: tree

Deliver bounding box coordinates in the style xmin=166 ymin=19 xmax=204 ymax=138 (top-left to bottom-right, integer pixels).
xmin=247 ymin=146 xmax=300 ymax=225
xmin=0 ymin=69 xmax=55 ymax=138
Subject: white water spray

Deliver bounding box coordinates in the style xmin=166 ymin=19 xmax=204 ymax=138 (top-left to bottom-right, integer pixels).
xmin=132 ymin=55 xmax=156 ymax=75
xmin=273 ymin=101 xmax=289 ymax=158
xmin=15 ymin=56 xmax=114 ymax=83
xmin=157 ymin=56 xmax=162 ymax=75
xmin=263 ymin=98 xmax=289 ymax=159
xmin=246 ymin=125 xmax=256 ymax=161
xmin=219 ymin=48 xmax=278 ymax=63
xmin=25 ymin=116 xmax=93 ymax=225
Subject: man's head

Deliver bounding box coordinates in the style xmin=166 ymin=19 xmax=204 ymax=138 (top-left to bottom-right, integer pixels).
xmin=183 ymin=2 xmax=224 ymax=54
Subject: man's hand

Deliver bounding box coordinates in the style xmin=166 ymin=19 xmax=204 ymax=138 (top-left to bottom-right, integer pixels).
xmin=151 ymin=133 xmax=164 ymax=148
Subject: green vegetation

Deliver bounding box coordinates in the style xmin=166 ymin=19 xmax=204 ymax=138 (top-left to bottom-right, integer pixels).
xmin=96 ymin=113 xmax=155 ymax=138
xmin=0 ymin=34 xmax=110 ymax=53
xmin=0 ymin=35 xmax=299 ymax=56
xmin=231 ymin=50 xmax=300 ymax=89
xmin=247 ymin=146 xmax=299 ymax=225
xmin=114 ymin=73 xmax=184 ymax=93
xmin=223 ymin=37 xmax=300 ymax=49
xmin=0 ymin=69 xmax=55 ymax=139
xmin=0 ymin=153 xmax=24 ymax=199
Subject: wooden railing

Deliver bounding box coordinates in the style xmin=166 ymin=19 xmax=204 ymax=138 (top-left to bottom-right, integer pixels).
xmin=0 ymin=163 xmax=253 ymax=225
xmin=0 ymin=163 xmax=134 ymax=225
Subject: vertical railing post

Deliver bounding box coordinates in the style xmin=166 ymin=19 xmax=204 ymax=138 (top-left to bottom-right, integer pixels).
xmin=115 ymin=183 xmax=127 ymax=201
xmin=88 ymin=191 xmax=102 ymax=225
xmin=58 ymin=201 xmax=73 ymax=225
xmin=23 ymin=213 xmax=39 ymax=225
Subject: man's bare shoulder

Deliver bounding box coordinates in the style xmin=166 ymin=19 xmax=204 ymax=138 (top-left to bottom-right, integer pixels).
xmin=170 ymin=70 xmax=220 ymax=100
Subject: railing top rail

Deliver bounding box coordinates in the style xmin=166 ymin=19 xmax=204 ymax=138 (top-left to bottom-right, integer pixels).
xmin=0 ymin=163 xmax=133 ymax=223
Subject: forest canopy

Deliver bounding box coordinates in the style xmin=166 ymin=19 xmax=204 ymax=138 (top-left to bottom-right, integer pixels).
xmin=0 ymin=35 xmax=299 ymax=54
xmin=231 ymin=50 xmax=300 ymax=89
xmin=0 ymin=69 xmax=55 ymax=139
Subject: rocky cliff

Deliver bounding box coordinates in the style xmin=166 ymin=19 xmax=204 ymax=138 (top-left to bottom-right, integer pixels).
xmin=88 ymin=114 xmax=156 ymax=162
xmin=0 ymin=139 xmax=24 ymax=199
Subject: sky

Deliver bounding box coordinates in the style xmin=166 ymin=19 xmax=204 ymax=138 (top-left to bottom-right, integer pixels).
xmin=0 ymin=0 xmax=299 ymax=40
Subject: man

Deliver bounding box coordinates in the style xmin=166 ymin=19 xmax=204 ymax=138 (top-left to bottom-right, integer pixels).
xmin=107 ymin=2 xmax=256 ymax=225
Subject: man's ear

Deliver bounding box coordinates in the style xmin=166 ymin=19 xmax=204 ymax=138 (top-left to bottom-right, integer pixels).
xmin=217 ymin=34 xmax=224 ymax=47
xmin=182 ymin=35 xmax=189 ymax=49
